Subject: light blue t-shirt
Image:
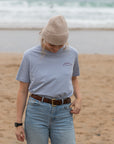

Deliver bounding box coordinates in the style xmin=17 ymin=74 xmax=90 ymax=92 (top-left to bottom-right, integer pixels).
xmin=16 ymin=45 xmax=80 ymax=99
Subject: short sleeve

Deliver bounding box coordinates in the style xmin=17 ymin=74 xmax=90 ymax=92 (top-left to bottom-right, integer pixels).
xmin=72 ymin=53 xmax=80 ymax=77
xmin=16 ymin=54 xmax=30 ymax=83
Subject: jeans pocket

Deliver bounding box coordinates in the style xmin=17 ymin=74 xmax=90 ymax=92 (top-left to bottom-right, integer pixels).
xmin=64 ymin=103 xmax=72 ymax=110
xmin=64 ymin=103 xmax=74 ymax=117
xmin=27 ymin=96 xmax=41 ymax=106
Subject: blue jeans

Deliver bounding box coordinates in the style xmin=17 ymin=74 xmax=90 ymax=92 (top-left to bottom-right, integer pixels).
xmin=24 ymin=96 xmax=76 ymax=144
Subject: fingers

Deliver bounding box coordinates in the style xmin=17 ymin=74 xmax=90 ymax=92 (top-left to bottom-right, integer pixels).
xmin=15 ymin=127 xmax=25 ymax=142
xmin=70 ymin=99 xmax=81 ymax=115
xmin=70 ymin=108 xmax=80 ymax=114
xmin=16 ymin=133 xmax=25 ymax=142
xmin=70 ymin=110 xmax=80 ymax=114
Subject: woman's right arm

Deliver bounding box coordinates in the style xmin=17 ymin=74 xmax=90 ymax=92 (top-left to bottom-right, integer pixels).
xmin=16 ymin=81 xmax=29 ymax=123
xmin=15 ymin=81 xmax=29 ymax=142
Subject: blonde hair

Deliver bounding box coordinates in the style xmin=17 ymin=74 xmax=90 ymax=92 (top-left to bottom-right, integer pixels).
xmin=40 ymin=37 xmax=69 ymax=55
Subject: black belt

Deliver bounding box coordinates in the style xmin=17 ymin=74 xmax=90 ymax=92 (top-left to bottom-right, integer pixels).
xmin=31 ymin=94 xmax=71 ymax=106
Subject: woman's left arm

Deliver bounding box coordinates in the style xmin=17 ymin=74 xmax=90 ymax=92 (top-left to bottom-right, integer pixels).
xmin=70 ymin=76 xmax=82 ymax=114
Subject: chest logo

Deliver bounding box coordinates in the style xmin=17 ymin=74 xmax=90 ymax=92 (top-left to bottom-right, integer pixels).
xmin=63 ymin=62 xmax=72 ymax=66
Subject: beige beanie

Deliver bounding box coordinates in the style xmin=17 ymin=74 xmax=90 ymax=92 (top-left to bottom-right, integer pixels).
xmin=41 ymin=15 xmax=69 ymax=45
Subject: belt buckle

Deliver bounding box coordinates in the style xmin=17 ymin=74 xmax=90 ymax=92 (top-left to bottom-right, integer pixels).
xmin=52 ymin=99 xmax=56 ymax=107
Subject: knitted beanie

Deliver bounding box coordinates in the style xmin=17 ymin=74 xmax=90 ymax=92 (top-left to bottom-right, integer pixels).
xmin=41 ymin=15 xmax=69 ymax=45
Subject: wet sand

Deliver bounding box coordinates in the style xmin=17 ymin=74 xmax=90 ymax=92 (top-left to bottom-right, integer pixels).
xmin=0 ymin=53 xmax=114 ymax=144
xmin=0 ymin=29 xmax=114 ymax=54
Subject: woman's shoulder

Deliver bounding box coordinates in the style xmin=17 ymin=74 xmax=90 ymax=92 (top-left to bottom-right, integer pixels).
xmin=68 ymin=45 xmax=79 ymax=56
xmin=24 ymin=45 xmax=41 ymax=56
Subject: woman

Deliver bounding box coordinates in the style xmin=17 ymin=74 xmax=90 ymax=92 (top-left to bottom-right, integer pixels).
xmin=15 ymin=15 xmax=82 ymax=144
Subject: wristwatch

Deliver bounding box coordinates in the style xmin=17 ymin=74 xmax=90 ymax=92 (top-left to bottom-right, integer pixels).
xmin=14 ymin=122 xmax=23 ymax=127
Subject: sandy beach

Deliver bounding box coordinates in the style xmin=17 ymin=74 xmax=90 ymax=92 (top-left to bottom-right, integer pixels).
xmin=0 ymin=52 xmax=114 ymax=144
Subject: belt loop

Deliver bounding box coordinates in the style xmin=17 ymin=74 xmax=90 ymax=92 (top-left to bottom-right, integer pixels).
xmin=41 ymin=96 xmax=44 ymax=102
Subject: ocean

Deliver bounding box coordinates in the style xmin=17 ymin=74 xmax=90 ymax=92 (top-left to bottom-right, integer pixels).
xmin=0 ymin=0 xmax=114 ymax=29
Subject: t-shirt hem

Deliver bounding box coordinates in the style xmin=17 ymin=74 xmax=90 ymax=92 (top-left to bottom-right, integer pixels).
xmin=16 ymin=78 xmax=30 ymax=83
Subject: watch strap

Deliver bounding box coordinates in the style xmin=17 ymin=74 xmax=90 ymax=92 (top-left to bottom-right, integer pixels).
xmin=14 ymin=122 xmax=23 ymax=127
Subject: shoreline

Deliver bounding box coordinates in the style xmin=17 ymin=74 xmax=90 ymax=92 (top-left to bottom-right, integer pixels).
xmin=0 ymin=27 xmax=114 ymax=31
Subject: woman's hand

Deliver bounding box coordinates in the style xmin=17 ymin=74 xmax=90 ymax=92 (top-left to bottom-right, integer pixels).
xmin=70 ymin=98 xmax=82 ymax=114
xmin=15 ymin=126 xmax=25 ymax=142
